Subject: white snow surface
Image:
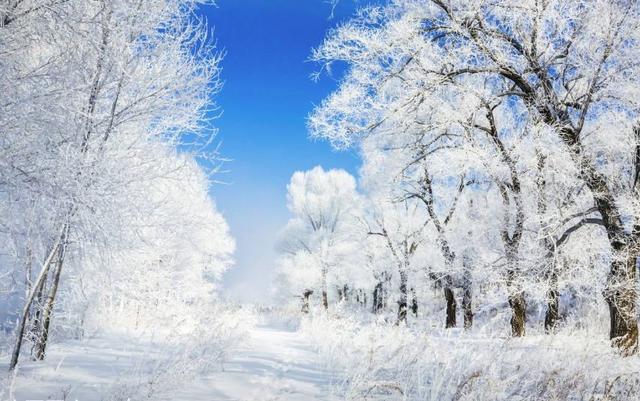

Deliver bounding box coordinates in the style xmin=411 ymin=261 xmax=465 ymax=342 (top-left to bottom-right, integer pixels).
xmin=1 ymin=320 xmax=339 ymax=401
xmin=175 ymin=321 xmax=338 ymax=401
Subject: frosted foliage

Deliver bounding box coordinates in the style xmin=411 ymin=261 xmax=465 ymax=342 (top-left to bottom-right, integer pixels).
xmin=289 ymin=1 xmax=640 ymax=399
xmin=74 ymin=156 xmax=235 ymax=336
xmin=0 ymin=0 xmax=240 ymax=386
xmin=287 ymin=166 xmax=359 ymax=231
xmin=306 ymin=0 xmax=640 ymax=348
xmin=276 ymin=166 xmax=363 ymax=307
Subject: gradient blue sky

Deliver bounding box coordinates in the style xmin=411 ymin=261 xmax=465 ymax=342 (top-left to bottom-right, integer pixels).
xmin=200 ymin=1 xmax=364 ymax=302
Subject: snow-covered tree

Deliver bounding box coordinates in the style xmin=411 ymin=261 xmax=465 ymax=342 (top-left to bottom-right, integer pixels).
xmin=309 ymin=0 xmax=640 ymax=353
xmin=276 ymin=166 xmax=361 ymax=311
xmin=73 ymin=154 xmax=234 ymax=336
xmin=0 ymin=0 xmax=229 ymax=370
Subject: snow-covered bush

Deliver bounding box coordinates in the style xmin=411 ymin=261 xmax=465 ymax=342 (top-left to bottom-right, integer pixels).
xmin=302 ymin=316 xmax=640 ymax=401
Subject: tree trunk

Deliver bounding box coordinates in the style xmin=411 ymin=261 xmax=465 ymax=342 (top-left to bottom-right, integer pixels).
xmin=605 ymin=251 xmax=638 ymax=354
xmin=410 ymin=288 xmax=418 ymax=317
xmin=508 ymin=290 xmax=526 ymax=337
xmin=482 ymin=107 xmax=526 ymax=337
xmin=29 ymin=267 xmax=49 ymax=346
xmin=356 ymin=289 xmax=367 ymax=307
xmin=557 ymin=125 xmax=638 ymax=353
xmin=537 ymin=151 xmax=558 ymax=334
xmin=25 ymin=239 xmax=33 ymax=295
xmin=462 ymin=255 xmax=473 ymax=330
xmin=503 ymin=234 xmax=525 ymax=337
xmin=444 ymin=286 xmax=456 ymax=328
xmin=418 ymin=169 xmax=462 ymax=329
xmin=301 ymin=289 xmax=313 ymax=314
xmin=373 ymin=282 xmax=384 ymax=313
xmin=321 ymin=264 xmax=328 ymax=311
xmin=506 ymin=248 xmax=526 ymax=337
xmin=9 ymin=231 xmax=63 ymax=371
xmin=544 ymin=269 xmax=559 ymax=333
xmin=397 ymin=269 xmax=408 ymax=324
xmin=462 ymin=287 xmax=472 ymax=330
xmin=34 ymin=231 xmax=68 ymax=361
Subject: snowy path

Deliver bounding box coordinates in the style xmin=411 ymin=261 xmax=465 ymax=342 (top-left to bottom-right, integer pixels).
xmin=176 ymin=322 xmax=338 ymax=401
xmin=0 ymin=320 xmax=338 ymax=401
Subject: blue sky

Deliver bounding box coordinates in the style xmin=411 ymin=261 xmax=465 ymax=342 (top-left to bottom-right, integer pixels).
xmin=199 ymin=1 xmax=363 ymax=302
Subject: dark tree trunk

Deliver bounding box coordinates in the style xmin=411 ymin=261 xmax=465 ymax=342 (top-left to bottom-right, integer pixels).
xmin=373 ymin=282 xmax=384 ymax=313
xmin=462 ymin=288 xmax=472 ymax=330
xmin=410 ymin=288 xmax=418 ymax=317
xmin=321 ymin=264 xmax=328 ymax=311
xmin=397 ymin=301 xmax=407 ymax=323
xmin=301 ymin=289 xmax=313 ymax=314
xmin=357 ymin=289 xmax=367 ymax=306
xmin=509 ymin=291 xmax=526 ymax=337
xmin=342 ymin=284 xmax=349 ymax=302
xmin=506 ymin=245 xmax=526 ymax=337
xmin=373 ymin=273 xmax=391 ymax=313
xmin=462 ymin=254 xmax=473 ymax=330
xmin=481 ymin=106 xmax=526 ymax=337
xmin=506 ymin=251 xmax=526 ymax=337
xmin=557 ymin=125 xmax=638 ymax=353
xmin=605 ymin=252 xmax=638 ymax=354
xmin=417 ymin=169 xmax=464 ymax=330
xmin=544 ymin=270 xmax=559 ymax=333
xmin=397 ymin=270 xmax=408 ymax=324
xmin=444 ymin=286 xmax=456 ymax=328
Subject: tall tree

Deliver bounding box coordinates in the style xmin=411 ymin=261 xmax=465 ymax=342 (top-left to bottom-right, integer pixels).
xmin=310 ymin=0 xmax=640 ymax=353
xmin=276 ymin=167 xmax=361 ymax=311
xmin=2 ymin=0 xmax=223 ymax=370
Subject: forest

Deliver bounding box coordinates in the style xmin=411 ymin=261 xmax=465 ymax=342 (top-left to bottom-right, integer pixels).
xmin=1 ymin=0 xmax=640 ymax=400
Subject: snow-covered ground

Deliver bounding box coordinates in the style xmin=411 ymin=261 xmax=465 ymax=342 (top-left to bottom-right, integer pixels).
xmin=1 ymin=320 xmax=338 ymax=401
xmin=2 ymin=335 xmax=177 ymax=400
xmin=175 ymin=321 xmax=338 ymax=401
xmin=3 ymin=311 xmax=640 ymax=401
